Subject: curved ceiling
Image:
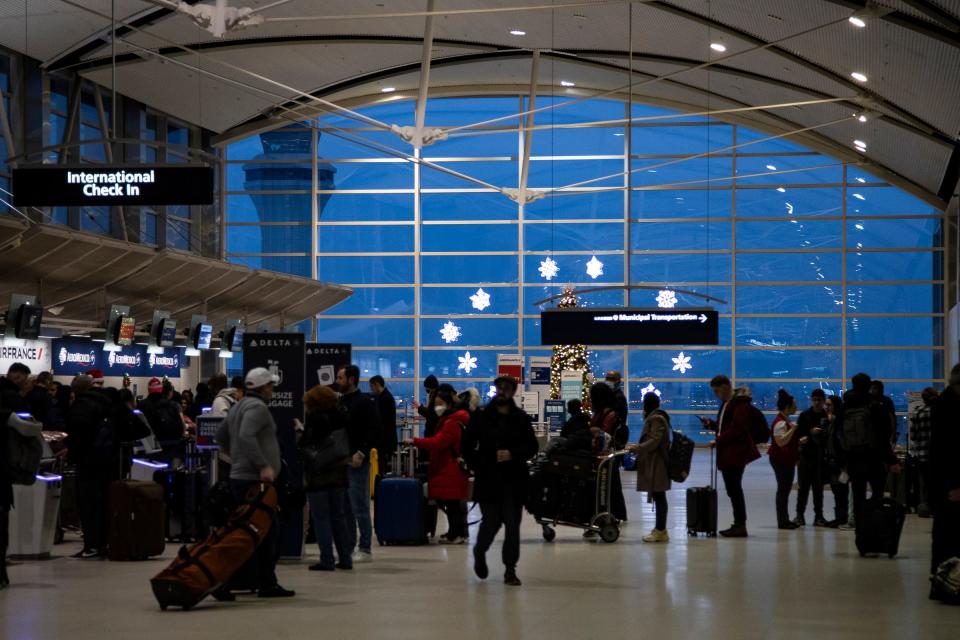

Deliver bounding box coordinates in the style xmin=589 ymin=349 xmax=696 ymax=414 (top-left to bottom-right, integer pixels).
xmin=2 ymin=0 xmax=958 ymax=204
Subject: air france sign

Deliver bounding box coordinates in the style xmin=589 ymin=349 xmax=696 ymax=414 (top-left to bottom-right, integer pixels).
xmin=53 ymin=338 xmax=183 ymax=378
xmin=0 ymin=338 xmax=52 ymax=375
xmin=12 ymin=165 xmax=214 ymax=207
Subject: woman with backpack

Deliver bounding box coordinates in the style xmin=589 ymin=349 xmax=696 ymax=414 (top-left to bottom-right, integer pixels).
xmin=301 ymin=384 xmax=353 ymax=571
xmin=403 ymin=385 xmax=471 ymax=544
xmin=630 ymin=392 xmax=672 ymax=543
xmin=769 ymin=389 xmax=802 ymax=530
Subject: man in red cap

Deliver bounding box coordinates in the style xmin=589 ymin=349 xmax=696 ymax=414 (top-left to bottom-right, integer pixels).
xmin=137 ymin=377 xmax=185 ymax=456
xmin=85 ymin=369 xmax=105 ymax=389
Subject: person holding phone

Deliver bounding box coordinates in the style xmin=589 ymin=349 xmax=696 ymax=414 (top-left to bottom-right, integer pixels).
xmin=794 ymin=389 xmax=830 ymax=527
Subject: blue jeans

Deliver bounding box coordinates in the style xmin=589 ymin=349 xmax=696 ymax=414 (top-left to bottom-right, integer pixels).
xmin=307 ymin=487 xmax=352 ymax=568
xmin=347 ymin=460 xmax=372 ymax=553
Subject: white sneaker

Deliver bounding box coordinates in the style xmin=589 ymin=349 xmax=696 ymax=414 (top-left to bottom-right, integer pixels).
xmin=352 ymin=550 xmax=373 ymax=563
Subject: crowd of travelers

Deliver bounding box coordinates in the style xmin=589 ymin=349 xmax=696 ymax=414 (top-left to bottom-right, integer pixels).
xmin=1 ymin=361 xmax=958 ymax=601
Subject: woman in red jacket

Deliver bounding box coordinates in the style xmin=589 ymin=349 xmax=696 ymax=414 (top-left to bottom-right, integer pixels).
xmin=769 ymin=389 xmax=802 ymax=530
xmin=404 ymin=385 xmax=470 ymax=544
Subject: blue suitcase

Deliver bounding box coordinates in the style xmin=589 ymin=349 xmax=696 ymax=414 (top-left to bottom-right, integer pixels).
xmin=375 ymin=477 xmax=427 ymax=545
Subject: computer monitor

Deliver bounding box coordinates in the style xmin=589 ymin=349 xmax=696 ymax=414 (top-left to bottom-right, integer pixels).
xmin=158 ymin=318 xmax=177 ymax=348
xmin=194 ymin=323 xmax=213 ymax=350
xmin=114 ymin=315 xmax=136 ymax=346
xmin=15 ymin=303 xmax=43 ymax=340
xmin=228 ymin=326 xmax=244 ymax=352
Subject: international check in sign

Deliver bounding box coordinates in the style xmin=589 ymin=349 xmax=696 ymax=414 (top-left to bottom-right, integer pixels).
xmin=12 ymin=165 xmax=214 ymax=207
xmin=540 ymin=308 xmax=719 ymax=346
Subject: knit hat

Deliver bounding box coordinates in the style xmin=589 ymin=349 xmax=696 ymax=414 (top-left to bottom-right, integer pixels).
xmin=148 ymin=377 xmax=163 ymax=394
xmin=86 ymin=369 xmax=105 ymax=385
xmin=423 ymin=374 xmax=439 ymax=390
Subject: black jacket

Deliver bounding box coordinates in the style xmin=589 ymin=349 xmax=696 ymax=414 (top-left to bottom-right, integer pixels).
xmin=560 ymin=412 xmax=593 ymax=452
xmin=612 ymin=388 xmax=629 ymax=426
xmin=340 ymin=389 xmax=379 ymax=459
xmin=301 ymin=408 xmax=351 ymax=490
xmin=463 ymin=401 xmax=538 ymax=503
xmin=0 ymin=376 xmax=28 ymax=413
xmin=930 ymin=386 xmax=960 ymax=507
xmin=840 ymin=390 xmax=897 ymax=465
xmin=796 ymin=407 xmax=828 ymax=459
xmin=65 ymin=390 xmax=113 ymax=465
xmin=376 ymin=389 xmax=398 ymax=458
xmin=138 ymin=393 xmax=184 ymax=443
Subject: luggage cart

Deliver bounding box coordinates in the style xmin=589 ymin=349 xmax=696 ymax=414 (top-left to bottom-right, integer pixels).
xmin=529 ymin=450 xmax=627 ymax=543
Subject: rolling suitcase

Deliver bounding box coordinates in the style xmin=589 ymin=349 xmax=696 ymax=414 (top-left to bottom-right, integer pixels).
xmin=107 ymin=479 xmax=166 ymax=561
xmin=150 ymin=484 xmax=278 ymax=610
xmin=686 ymin=445 xmax=718 ymax=536
xmin=375 ymin=477 xmax=427 ymax=545
xmin=856 ymin=497 xmax=906 ymax=558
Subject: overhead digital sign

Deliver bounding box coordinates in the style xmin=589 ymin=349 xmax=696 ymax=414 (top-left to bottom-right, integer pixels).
xmin=12 ymin=165 xmax=214 ymax=206
xmin=540 ymin=308 xmax=719 ymax=346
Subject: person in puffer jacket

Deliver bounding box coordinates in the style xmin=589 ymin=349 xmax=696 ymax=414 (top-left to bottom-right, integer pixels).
xmin=405 ymin=385 xmax=470 ymax=544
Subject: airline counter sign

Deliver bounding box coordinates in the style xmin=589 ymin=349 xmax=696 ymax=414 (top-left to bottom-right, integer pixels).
xmin=53 ymin=338 xmax=183 ymax=377
xmin=12 ymin=166 xmax=214 ymax=206
xmin=0 ymin=338 xmax=52 ymax=375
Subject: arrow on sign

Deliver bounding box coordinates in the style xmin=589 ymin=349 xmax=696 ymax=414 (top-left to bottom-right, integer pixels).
xmin=699 ymin=314 xmax=707 ymax=323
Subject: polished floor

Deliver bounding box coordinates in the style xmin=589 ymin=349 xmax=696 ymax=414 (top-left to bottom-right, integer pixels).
xmin=2 ymin=451 xmax=957 ymax=639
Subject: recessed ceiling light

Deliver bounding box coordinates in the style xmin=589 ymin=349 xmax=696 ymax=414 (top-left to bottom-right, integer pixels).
xmin=858 ymin=114 xmax=868 ymax=123
xmin=710 ymin=43 xmax=727 ymax=53
xmin=381 ymin=87 xmax=396 ymax=93
xmin=510 ymin=29 xmax=526 ymax=36
xmin=854 ymin=139 xmax=867 ymax=148
xmin=851 ymin=71 xmax=868 ymax=82
xmin=766 ymin=164 xmax=777 ymax=171
xmin=849 ymin=16 xmax=866 ymax=28
xmin=560 ymin=80 xmax=575 ymax=87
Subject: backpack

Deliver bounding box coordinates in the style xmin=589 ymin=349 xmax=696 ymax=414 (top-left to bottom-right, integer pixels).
xmin=667 ymin=430 xmax=695 ymax=483
xmin=841 ymin=406 xmax=875 ymax=451
xmin=606 ymin=409 xmax=630 ymax=449
xmin=749 ymin=406 xmax=771 ymax=445
xmin=90 ymin=417 xmax=118 ymax=465
xmin=5 ymin=412 xmax=43 ymax=485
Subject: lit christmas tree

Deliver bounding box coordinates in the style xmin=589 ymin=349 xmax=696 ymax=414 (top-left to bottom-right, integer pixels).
xmin=549 ymin=288 xmax=592 ymax=409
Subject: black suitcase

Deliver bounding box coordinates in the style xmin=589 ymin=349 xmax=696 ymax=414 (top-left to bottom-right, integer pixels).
xmin=856 ymin=497 xmax=906 ymax=558
xmin=686 ymin=446 xmax=717 ymax=536
xmin=155 ymin=468 xmax=208 ymax=542
xmin=886 ymin=454 xmax=920 ymax=513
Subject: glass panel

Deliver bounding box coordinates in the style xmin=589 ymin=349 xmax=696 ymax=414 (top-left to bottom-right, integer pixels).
xmin=846 ymin=250 xmax=939 ymax=282
xmin=736 ymin=252 xmax=841 ymax=282
xmin=847 ymin=166 xmax=885 ymax=184
xmin=630 ymin=252 xmax=732 ymax=283
xmin=329 ymin=161 xmax=413 ymax=190
xmin=421 ymin=161 xmax=516 ymax=189
xmin=524 ymin=285 xmax=625 ymax=311
xmin=528 ymin=159 xmax=623 ymax=189
xmin=421 ymin=255 xmax=518 ymax=283
xmin=737 ymin=317 xmax=841 ymax=347
xmin=626 ymin=381 xmax=719 ymax=413
xmin=226 ymin=162 xmax=311 ymax=192
xmin=525 ymin=253 xmax=624 ymax=284
xmin=351 ymin=350 xmax=416 ymax=379
xmin=427 ymin=131 xmax=518 ymax=157
xmin=423 ymin=286 xmax=519 ymax=315
xmin=420 ymin=349 xmax=498 ymax=379
xmin=422 ymin=223 xmax=517 ymax=252
xmin=226 ymin=193 xmax=312 ymax=223
xmin=421 ymin=191 xmax=518 ymax=221
xmin=318 ymin=129 xmax=408 ymax=159
xmin=845 ymin=350 xmax=939 ymax=380
xmin=734 ymin=128 xmax=809 ymax=153
xmin=736 ymin=220 xmax=841 ymax=249
xmin=167 ymin=218 xmax=191 ymax=251
xmin=531 ymin=126 xmax=624 ymax=156
xmin=845 ymin=284 xmax=942 ymax=314
xmin=226 ymin=225 xmax=310 ymax=254
xmin=524 ymin=221 xmax=623 ymax=252
xmin=320 ymin=193 xmax=414 ymax=222
xmin=527 ymin=190 xmax=624 ymax=220
xmin=736 ymin=187 xmax=842 ymax=217
xmin=846 ymin=186 xmax=941 ymax=216
xmin=632 ymin=189 xmax=733 ymax=218
xmin=431 ymin=96 xmax=523 ymax=127
xmin=736 ymin=285 xmax=842 ymax=314
xmin=847 ymin=218 xmax=941 ymax=249
xmin=847 ymin=317 xmax=942 ymax=347
xmin=735 ymin=349 xmax=842 ymax=379
xmin=320 ymin=287 xmax=414 ymax=316
xmin=631 ymin=124 xmax=734 ymax=155
xmin=230 ymin=256 xmax=311 ymax=276
xmin=631 ymin=221 xmax=731 ymax=251
xmin=316 ymin=318 xmax=414 ymax=347
xmin=628 ymin=349 xmax=731 ymax=379
xmin=735 ymin=155 xmax=842 ymax=185
xmin=421 ymin=318 xmax=518 ymax=348
xmin=318 ymin=224 xmax=414 ymax=253
xmin=318 ymin=255 xmax=414 ymax=284
xmin=747 ymin=382 xmax=843 ymax=412
xmin=79 ymin=206 xmax=110 ymax=235
xmin=631 ymin=157 xmax=734 ymax=187
xmin=628 ymin=286 xmax=732 ymax=314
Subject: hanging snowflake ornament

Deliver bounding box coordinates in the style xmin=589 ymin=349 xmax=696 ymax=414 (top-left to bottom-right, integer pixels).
xmin=640 ymin=382 xmax=661 ymax=398
xmin=487 ymin=385 xmax=498 ymax=399
xmin=656 ymin=289 xmax=678 ymax=309
xmin=671 ymin=351 xmax=692 ymax=375
xmin=538 ymin=256 xmax=559 ymax=281
xmin=457 ymin=351 xmax=478 ymax=374
xmin=470 ymin=288 xmax=491 ymax=311
xmin=585 ymin=255 xmax=604 ymax=279
xmin=440 ymin=321 xmax=462 ymax=344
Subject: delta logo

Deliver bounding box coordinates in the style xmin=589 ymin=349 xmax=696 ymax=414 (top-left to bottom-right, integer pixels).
xmin=107 ymin=351 xmax=141 ymax=369
xmin=59 ymin=347 xmax=97 ymax=368
xmin=148 ymin=352 xmax=179 ymax=369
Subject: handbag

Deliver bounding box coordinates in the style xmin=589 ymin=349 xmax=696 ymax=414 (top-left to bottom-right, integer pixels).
xmin=300 ymin=427 xmax=351 ymax=474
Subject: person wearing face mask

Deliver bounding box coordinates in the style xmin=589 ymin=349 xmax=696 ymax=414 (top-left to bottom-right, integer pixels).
xmin=403 ymin=385 xmax=471 ymax=544
xmin=463 ymin=376 xmax=538 ymax=587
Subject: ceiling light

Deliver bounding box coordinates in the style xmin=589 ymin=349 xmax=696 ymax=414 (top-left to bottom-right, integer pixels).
xmin=776 ymin=187 xmax=786 ymax=193
xmin=850 ymin=71 xmax=868 ymax=82
xmin=854 ymin=139 xmax=867 ymax=149
xmin=613 ymin=132 xmax=624 ymax=137
xmin=710 ymin=43 xmax=727 ymax=53
xmin=849 ymin=16 xmax=866 ymax=28
xmin=560 ymin=80 xmax=575 ymax=87
xmin=856 ymin=177 xmax=866 ymax=183
xmin=510 ymin=29 xmax=526 ymax=36
xmin=381 ymin=87 xmax=396 ymax=93
xmin=852 ymin=193 xmax=866 ymax=201
xmin=858 ymin=114 xmax=868 ymax=123
xmin=766 ymin=164 xmax=777 ymax=171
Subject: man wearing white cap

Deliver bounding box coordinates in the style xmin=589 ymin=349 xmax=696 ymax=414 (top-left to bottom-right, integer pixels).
xmin=215 ymin=367 xmax=294 ymax=599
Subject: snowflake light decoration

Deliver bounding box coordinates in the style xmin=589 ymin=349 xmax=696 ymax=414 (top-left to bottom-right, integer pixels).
xmin=656 ymin=289 xmax=678 ymax=309
xmin=640 ymin=382 xmax=661 ymax=398
xmin=470 ymin=288 xmax=491 ymax=311
xmin=538 ymin=257 xmax=559 ymax=281
xmin=585 ymin=255 xmax=604 ymax=279
xmin=440 ymin=321 xmax=461 ymax=344
xmin=671 ymin=351 xmax=692 ymax=375
xmin=457 ymin=351 xmax=478 ymax=374
xmin=487 ymin=385 xmax=498 ymax=399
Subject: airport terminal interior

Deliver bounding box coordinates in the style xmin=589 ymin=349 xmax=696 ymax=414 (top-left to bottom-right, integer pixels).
xmin=0 ymin=0 xmax=959 ymax=637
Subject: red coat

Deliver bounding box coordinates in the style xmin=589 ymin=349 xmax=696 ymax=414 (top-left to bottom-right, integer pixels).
xmin=716 ymin=396 xmax=761 ymax=470
xmin=413 ymin=409 xmax=470 ymax=501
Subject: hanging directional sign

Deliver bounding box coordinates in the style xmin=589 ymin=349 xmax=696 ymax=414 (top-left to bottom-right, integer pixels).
xmin=540 ymin=308 xmax=719 ymax=346
xmin=12 ymin=165 xmax=214 ymax=206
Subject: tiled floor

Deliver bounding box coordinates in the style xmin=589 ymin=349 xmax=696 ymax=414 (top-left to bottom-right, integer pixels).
xmin=2 ymin=451 xmax=957 ymax=639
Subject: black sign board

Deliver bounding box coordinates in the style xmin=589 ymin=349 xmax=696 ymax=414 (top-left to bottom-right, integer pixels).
xmin=305 ymin=343 xmax=352 ymax=388
xmin=242 ymin=332 xmax=305 ymax=558
xmin=541 ymin=308 xmax=719 ymax=346
xmin=12 ymin=165 xmax=214 ymax=206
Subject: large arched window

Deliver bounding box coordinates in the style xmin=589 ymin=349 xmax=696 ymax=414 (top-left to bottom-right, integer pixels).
xmin=224 ymin=96 xmax=945 ymax=440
